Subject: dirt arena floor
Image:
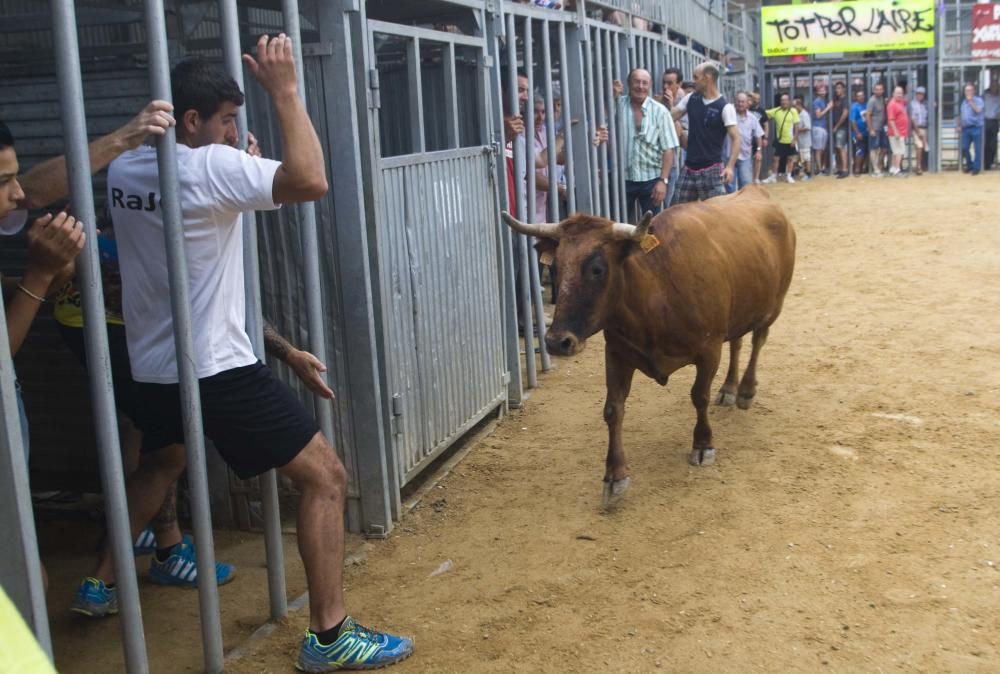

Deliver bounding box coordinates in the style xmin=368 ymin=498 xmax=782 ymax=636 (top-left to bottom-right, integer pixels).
xmin=49 ymin=173 xmax=1000 ymax=673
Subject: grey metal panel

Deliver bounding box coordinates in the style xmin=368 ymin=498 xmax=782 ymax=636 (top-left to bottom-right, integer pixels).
xmin=378 ymin=149 xmax=506 ymax=484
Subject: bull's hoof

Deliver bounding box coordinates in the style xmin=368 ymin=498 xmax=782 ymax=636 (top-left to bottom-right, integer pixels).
xmin=716 ymin=390 xmax=737 ymax=406
xmin=736 ymin=394 xmax=754 ymax=410
xmin=689 ymin=448 xmax=716 ymax=466
xmin=601 ymin=477 xmax=631 ymax=509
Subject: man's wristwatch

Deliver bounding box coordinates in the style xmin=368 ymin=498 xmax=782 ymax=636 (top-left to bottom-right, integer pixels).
xmin=657 ymin=177 xmax=668 ymax=185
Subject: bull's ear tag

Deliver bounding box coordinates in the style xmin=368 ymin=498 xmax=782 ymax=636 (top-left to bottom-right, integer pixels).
xmin=639 ymin=233 xmax=660 ymax=254
xmin=539 ymin=251 xmax=555 ymax=266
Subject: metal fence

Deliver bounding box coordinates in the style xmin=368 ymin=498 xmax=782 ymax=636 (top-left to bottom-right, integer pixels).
xmin=0 ymin=0 xmax=732 ymax=671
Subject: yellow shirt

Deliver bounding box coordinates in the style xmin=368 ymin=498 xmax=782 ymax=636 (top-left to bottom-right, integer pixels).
xmin=766 ymin=106 xmax=800 ymax=144
xmin=0 ymin=587 xmax=57 ymax=673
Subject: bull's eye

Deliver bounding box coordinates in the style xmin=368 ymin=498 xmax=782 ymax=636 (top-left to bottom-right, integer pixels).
xmin=585 ymin=260 xmax=606 ymax=281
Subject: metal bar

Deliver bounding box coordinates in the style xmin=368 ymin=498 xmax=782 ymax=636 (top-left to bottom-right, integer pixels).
xmin=444 ymin=42 xmax=459 ymax=148
xmin=52 ymin=0 xmax=148 ymax=670
xmin=367 ymin=19 xmax=485 ymax=48
xmin=558 ymin=21 xmax=577 ymax=214
xmin=582 ymin=27 xmax=601 ymax=213
xmin=594 ymin=28 xmax=611 ymax=218
xmin=612 ymin=32 xmax=627 ymax=222
xmin=523 ymin=16 xmax=551 ymax=372
xmin=408 ymin=37 xmax=425 ymax=153
xmin=281 ymin=0 xmax=339 ymax=506
xmin=505 ymin=12 xmax=537 ymax=388
xmin=217 ymin=0 xmax=287 ymax=622
xmin=542 ymin=20 xmax=559 ymax=223
xmin=604 ymin=29 xmax=622 ymax=222
xmin=144 ymin=1 xmax=225 ymax=670
xmin=483 ymin=10 xmax=523 ymax=405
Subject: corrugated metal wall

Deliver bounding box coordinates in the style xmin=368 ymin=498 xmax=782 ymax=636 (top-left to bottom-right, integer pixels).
xmin=376 ymin=148 xmax=506 ymax=484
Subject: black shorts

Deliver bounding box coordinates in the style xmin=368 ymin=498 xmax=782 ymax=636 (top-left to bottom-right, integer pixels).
xmin=133 ymin=361 xmax=319 ymax=479
xmin=59 ymin=322 xmax=141 ymax=423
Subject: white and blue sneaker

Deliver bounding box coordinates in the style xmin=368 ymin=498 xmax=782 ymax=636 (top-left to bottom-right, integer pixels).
xmin=147 ymin=541 xmax=235 ymax=587
xmin=71 ymin=577 xmax=118 ymax=617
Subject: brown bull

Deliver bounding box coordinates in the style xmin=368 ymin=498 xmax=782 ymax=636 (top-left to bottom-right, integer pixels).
xmin=503 ymin=186 xmax=796 ymax=506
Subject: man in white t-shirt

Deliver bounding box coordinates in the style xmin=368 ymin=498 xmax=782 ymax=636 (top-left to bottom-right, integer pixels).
xmin=76 ymin=35 xmax=412 ymax=671
xmin=793 ymin=96 xmax=813 ymax=181
xmin=670 ymin=62 xmax=739 ymax=204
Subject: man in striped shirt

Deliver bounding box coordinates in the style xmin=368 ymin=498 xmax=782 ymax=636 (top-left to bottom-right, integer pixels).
xmin=609 ymin=68 xmax=679 ymax=221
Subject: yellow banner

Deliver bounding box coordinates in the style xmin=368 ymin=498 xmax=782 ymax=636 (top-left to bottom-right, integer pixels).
xmin=761 ymin=0 xmax=936 ymax=57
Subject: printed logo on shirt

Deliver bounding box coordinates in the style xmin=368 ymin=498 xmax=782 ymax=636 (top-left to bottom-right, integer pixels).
xmin=111 ymin=187 xmax=159 ymax=212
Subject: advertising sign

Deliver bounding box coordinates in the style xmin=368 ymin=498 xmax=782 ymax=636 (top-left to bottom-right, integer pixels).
xmin=761 ymin=0 xmax=936 ymax=57
xmin=972 ymin=3 xmax=1000 ymax=61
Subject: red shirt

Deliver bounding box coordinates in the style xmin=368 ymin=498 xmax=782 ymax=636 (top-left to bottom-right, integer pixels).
xmin=886 ymin=98 xmax=909 ymax=138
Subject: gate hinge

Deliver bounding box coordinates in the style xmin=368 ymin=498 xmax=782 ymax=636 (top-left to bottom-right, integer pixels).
xmin=368 ymin=68 xmax=381 ymax=110
xmin=502 ymin=370 xmax=511 ymax=385
xmin=390 ymin=393 xmax=403 ymax=436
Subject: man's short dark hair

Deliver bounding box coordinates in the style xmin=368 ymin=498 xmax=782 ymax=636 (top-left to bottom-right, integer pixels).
xmin=171 ymin=58 xmax=245 ymax=121
xmin=662 ymin=67 xmax=682 ymax=83
xmin=0 ymin=120 xmax=13 ymax=151
xmin=626 ymin=68 xmax=650 ymax=86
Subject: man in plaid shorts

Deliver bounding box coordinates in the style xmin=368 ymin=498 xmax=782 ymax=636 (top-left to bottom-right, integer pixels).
xmin=670 ymin=62 xmax=739 ymax=204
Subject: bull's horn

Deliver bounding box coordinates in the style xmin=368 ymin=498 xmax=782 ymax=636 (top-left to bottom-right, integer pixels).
xmin=501 ymin=211 xmax=561 ymax=239
xmin=610 ymin=211 xmax=654 ymax=240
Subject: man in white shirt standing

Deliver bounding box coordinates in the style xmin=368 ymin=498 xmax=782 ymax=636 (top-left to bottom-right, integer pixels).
xmin=76 ymin=35 xmax=412 ymax=672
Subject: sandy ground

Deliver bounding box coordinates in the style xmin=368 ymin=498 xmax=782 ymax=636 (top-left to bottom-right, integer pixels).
xmin=47 ymin=173 xmax=1000 ymax=673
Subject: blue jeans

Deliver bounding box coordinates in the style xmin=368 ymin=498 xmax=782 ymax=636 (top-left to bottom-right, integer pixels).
xmin=728 ymin=158 xmax=753 ymax=192
xmin=962 ymin=126 xmax=983 ymax=174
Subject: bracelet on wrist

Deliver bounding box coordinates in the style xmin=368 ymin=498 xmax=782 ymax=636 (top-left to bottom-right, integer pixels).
xmin=17 ymin=284 xmax=47 ymax=303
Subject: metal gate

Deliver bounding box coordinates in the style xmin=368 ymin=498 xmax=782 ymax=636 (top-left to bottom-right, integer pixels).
xmin=367 ymin=20 xmax=508 ymax=486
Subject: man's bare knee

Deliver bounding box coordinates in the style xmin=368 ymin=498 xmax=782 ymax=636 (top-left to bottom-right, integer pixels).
xmin=280 ymin=433 xmax=347 ymax=498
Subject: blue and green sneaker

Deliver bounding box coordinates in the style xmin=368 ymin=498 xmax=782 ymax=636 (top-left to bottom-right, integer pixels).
xmin=133 ymin=527 xmax=157 ymax=556
xmin=295 ymin=617 xmax=413 ymax=671
xmin=71 ymin=577 xmax=118 ymax=617
xmin=147 ymin=541 xmax=235 ymax=587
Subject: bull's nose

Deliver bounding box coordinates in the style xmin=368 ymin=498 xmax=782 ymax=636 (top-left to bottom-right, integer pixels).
xmin=545 ymin=331 xmax=579 ymax=356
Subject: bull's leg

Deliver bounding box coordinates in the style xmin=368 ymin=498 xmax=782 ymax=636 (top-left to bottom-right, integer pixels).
xmin=602 ymin=348 xmax=635 ymax=508
xmin=715 ymin=337 xmax=742 ymax=406
xmin=690 ymin=345 xmax=722 ymax=466
xmin=737 ymin=326 xmax=769 ymax=410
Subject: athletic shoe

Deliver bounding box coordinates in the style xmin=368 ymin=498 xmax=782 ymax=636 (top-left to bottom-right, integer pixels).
xmin=785 ymin=174 xmax=795 ymax=184
xmin=147 ymin=541 xmax=235 ymax=587
xmin=134 ymin=527 xmax=157 ymax=556
xmin=762 ymin=175 xmax=777 ymax=184
xmin=800 ymin=175 xmax=811 ymax=182
xmin=296 ymin=617 xmax=414 ymax=672
xmin=836 ymin=171 xmax=849 ymax=179
xmin=71 ymin=577 xmax=118 ymax=617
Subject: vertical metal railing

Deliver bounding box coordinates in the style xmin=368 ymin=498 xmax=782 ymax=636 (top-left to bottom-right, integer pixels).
xmin=52 ymin=1 xmax=150 ymax=671
xmin=583 ymin=26 xmax=601 ymax=215
xmin=541 ymin=21 xmax=559 ymax=224
xmin=557 ymin=21 xmax=578 ymax=215
xmin=602 ymin=29 xmax=621 ymax=223
xmin=217 ymin=0 xmax=288 ymax=621
xmin=593 ymin=28 xmax=611 ymax=218
xmin=143 ymin=0 xmax=225 ymax=670
xmin=522 ymin=16 xmax=551 ymax=373
xmin=504 ymin=12 xmax=538 ymax=389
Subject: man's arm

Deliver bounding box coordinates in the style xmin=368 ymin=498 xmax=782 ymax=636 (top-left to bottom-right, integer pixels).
xmin=263 ymin=321 xmax=335 ymax=399
xmin=833 ymin=106 xmax=848 ymax=131
xmin=17 ymin=101 xmax=174 ymax=209
xmin=725 ymin=124 xmax=739 ymax=178
xmin=243 ymin=34 xmax=328 ymax=204
xmin=7 ymin=212 xmax=85 ymax=356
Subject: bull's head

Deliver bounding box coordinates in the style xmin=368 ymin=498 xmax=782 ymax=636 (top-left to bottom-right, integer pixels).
xmin=502 ymin=210 xmax=655 ymax=357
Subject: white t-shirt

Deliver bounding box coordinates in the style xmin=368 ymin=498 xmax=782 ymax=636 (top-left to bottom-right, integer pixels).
xmin=796 ymin=110 xmax=812 ymax=148
xmin=109 ymin=144 xmax=281 ymax=383
xmin=675 ymin=93 xmax=738 ymax=126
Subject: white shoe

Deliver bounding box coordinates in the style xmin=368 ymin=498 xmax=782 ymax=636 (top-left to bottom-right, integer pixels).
xmin=785 ymin=174 xmax=795 ymax=184
xmin=801 ymin=174 xmax=811 ymax=182
xmin=871 ymin=171 xmax=884 ymax=178
xmin=763 ymin=175 xmax=777 ymax=184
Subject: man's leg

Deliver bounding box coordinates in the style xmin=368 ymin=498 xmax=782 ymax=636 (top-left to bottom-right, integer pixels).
xmin=92 ymin=443 xmax=187 ymax=584
xmin=277 ymin=432 xmax=348 ymax=634
xmin=985 ymin=119 xmax=998 ymax=169
xmin=962 ymin=128 xmax=973 ymax=172
xmin=972 ymin=128 xmax=983 ymax=174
